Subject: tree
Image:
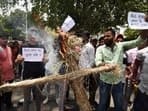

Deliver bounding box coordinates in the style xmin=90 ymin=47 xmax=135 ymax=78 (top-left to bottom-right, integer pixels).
xmin=0 ymin=0 xmax=148 ymax=33
xmin=29 ymin=0 xmax=148 ymax=33
xmin=124 ymin=28 xmax=139 ymax=40
xmin=0 ymin=9 xmax=33 ymax=39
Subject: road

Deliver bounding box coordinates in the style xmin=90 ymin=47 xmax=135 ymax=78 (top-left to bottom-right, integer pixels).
xmin=12 ymin=84 xmax=79 ymax=111
xmin=11 ymin=84 xmax=133 ymax=111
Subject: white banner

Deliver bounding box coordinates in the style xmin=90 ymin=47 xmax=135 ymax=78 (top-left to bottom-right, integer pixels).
xmin=22 ymin=48 xmax=44 ymax=62
xmin=128 ymin=11 xmax=148 ymax=30
xmin=61 ymin=15 xmax=76 ymax=32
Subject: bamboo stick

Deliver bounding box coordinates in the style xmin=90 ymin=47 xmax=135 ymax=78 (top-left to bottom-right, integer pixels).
xmin=0 ymin=64 xmax=116 ymax=92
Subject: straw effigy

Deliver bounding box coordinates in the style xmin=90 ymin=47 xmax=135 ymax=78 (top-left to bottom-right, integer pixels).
xmin=64 ymin=35 xmax=92 ymax=111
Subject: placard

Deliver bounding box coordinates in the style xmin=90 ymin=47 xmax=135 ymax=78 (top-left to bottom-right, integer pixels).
xmin=61 ymin=15 xmax=76 ymax=32
xmin=128 ymin=11 xmax=148 ymax=30
xmin=22 ymin=48 xmax=44 ymax=62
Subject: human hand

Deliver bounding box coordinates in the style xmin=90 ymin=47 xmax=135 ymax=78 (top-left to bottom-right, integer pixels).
xmin=15 ymin=54 xmax=24 ymax=63
xmin=42 ymin=55 xmax=49 ymax=64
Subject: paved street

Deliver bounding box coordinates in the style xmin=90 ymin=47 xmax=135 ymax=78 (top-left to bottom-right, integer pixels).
xmin=12 ymin=85 xmax=79 ymax=111
xmin=10 ymin=84 xmax=133 ymax=111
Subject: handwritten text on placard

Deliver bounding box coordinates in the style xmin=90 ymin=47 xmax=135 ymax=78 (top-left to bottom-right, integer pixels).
xmin=22 ymin=48 xmax=44 ymax=62
xmin=128 ymin=11 xmax=148 ymax=29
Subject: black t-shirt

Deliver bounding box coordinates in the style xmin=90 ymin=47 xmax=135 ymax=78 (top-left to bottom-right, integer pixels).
xmin=19 ymin=43 xmax=46 ymax=79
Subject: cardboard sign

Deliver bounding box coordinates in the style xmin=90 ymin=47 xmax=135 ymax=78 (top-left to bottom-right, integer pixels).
xmin=128 ymin=11 xmax=148 ymax=30
xmin=61 ymin=16 xmax=76 ymax=32
xmin=22 ymin=48 xmax=44 ymax=62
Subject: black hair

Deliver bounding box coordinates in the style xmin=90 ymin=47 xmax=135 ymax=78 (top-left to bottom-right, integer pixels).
xmin=82 ymin=31 xmax=90 ymax=38
xmin=99 ymin=36 xmax=104 ymax=41
xmin=116 ymin=34 xmax=124 ymax=40
xmin=105 ymin=28 xmax=116 ymax=37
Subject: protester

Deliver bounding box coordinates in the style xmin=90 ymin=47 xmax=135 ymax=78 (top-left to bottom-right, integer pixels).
xmin=88 ymin=37 xmax=100 ymax=110
xmin=8 ymin=40 xmax=20 ymax=78
xmin=132 ymin=38 xmax=148 ymax=111
xmin=97 ymin=36 xmax=104 ymax=47
xmin=0 ymin=36 xmax=15 ymax=111
xmin=95 ymin=28 xmax=147 ymax=111
xmin=15 ymin=34 xmax=48 ymax=111
xmin=78 ymin=31 xmax=96 ymax=109
xmin=115 ymin=34 xmax=134 ymax=111
xmin=115 ymin=34 xmax=124 ymax=42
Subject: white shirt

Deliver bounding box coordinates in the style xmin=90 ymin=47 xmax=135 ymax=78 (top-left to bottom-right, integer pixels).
xmin=136 ymin=47 xmax=148 ymax=95
xmin=79 ymin=42 xmax=95 ymax=68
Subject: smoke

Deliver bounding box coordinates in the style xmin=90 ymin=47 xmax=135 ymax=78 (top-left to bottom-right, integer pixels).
xmin=27 ymin=27 xmax=59 ymax=75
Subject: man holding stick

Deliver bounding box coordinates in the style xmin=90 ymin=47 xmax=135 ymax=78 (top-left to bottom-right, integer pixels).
xmin=95 ymin=27 xmax=147 ymax=111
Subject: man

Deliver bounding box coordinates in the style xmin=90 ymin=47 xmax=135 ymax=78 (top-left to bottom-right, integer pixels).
xmin=0 ymin=36 xmax=15 ymax=111
xmin=79 ymin=31 xmax=95 ymax=71
xmin=115 ymin=34 xmax=124 ymax=42
xmin=97 ymin=36 xmax=104 ymax=47
xmin=15 ymin=34 xmax=48 ymax=111
xmin=132 ymin=40 xmax=148 ymax=111
xmin=78 ymin=31 xmax=96 ymax=109
xmin=132 ymin=14 xmax=148 ymax=111
xmin=95 ymin=28 xmax=147 ymax=111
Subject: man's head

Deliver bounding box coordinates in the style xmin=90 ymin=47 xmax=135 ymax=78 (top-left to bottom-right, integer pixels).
xmin=27 ymin=34 xmax=39 ymax=45
xmin=116 ymin=34 xmax=124 ymax=42
xmin=98 ymin=36 xmax=104 ymax=46
xmin=90 ymin=37 xmax=98 ymax=48
xmin=80 ymin=31 xmax=90 ymax=44
xmin=104 ymin=28 xmax=116 ymax=47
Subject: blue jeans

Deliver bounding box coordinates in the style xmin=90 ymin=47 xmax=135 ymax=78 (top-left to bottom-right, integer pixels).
xmin=97 ymin=80 xmax=123 ymax=111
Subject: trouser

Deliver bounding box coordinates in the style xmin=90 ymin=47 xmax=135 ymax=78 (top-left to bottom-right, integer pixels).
xmin=0 ymin=95 xmax=2 ymax=111
xmin=97 ymin=80 xmax=124 ymax=111
xmin=56 ymin=62 xmax=68 ymax=111
xmin=133 ymin=89 xmax=148 ymax=111
xmin=23 ymin=85 xmax=43 ymax=111
xmin=88 ymin=74 xmax=99 ymax=106
xmin=56 ymin=80 xmax=68 ymax=111
xmin=0 ymin=80 xmax=13 ymax=111
xmin=123 ymin=78 xmax=134 ymax=111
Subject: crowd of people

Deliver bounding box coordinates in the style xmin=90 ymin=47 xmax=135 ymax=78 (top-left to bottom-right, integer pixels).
xmin=0 ymin=17 xmax=148 ymax=111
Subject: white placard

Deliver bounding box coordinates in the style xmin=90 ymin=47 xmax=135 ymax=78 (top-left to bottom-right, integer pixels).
xmin=61 ymin=15 xmax=76 ymax=32
xmin=128 ymin=11 xmax=148 ymax=30
xmin=22 ymin=48 xmax=44 ymax=62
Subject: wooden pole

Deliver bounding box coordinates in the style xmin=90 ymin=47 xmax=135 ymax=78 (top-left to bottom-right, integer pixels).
xmin=0 ymin=64 xmax=116 ymax=92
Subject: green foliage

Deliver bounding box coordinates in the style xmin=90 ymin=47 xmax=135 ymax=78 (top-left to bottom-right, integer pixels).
xmin=124 ymin=28 xmax=139 ymax=40
xmin=30 ymin=0 xmax=148 ymax=33
xmin=0 ymin=9 xmax=33 ymax=39
xmin=0 ymin=0 xmax=148 ymax=33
